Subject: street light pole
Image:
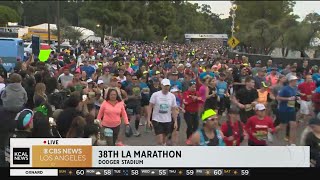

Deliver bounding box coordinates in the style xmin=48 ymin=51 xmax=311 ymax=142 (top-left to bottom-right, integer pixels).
xmin=47 ymin=3 xmax=51 ymax=45
xmin=231 ymin=4 xmax=237 ymax=37
xmin=231 ymin=2 xmax=237 ymax=37
xmin=57 ymin=0 xmax=61 ymax=52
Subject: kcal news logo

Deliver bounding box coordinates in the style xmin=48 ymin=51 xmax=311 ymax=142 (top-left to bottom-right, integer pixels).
xmin=13 ymin=148 xmax=30 ymax=164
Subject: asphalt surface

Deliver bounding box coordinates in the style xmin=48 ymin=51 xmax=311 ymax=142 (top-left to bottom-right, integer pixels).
xmin=117 ymin=113 xmax=307 ymax=146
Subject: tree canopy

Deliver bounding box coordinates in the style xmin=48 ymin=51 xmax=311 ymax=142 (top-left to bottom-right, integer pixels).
xmin=0 ymin=0 xmax=319 ymax=56
xmin=233 ymin=1 xmax=320 ymax=56
xmin=0 ymin=5 xmax=20 ymax=26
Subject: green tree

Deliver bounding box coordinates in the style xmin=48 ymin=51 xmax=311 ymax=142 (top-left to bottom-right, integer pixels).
xmin=148 ymin=1 xmax=176 ymax=37
xmin=234 ymin=1 xmax=296 ymax=54
xmin=276 ymin=15 xmax=299 ymax=57
xmin=66 ymin=1 xmax=230 ymax=42
xmin=286 ymin=13 xmax=320 ymax=57
xmin=51 ymin=18 xmax=83 ymax=45
xmin=79 ymin=1 xmax=127 ymax=43
xmin=0 ymin=5 xmax=21 ymax=26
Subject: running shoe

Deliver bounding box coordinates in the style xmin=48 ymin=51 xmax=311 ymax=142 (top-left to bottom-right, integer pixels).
xmin=133 ymin=131 xmax=141 ymax=137
xmin=115 ymin=141 xmax=125 ymax=146
xmin=185 ymin=139 xmax=192 ymax=145
xmin=284 ymin=136 xmax=289 ymax=142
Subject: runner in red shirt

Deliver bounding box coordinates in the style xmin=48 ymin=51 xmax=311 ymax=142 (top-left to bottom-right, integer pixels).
xmin=298 ymin=74 xmax=316 ymax=122
xmin=183 ymin=81 xmax=204 ymax=144
xmin=221 ymin=107 xmax=247 ymax=146
xmin=246 ymin=104 xmax=275 ymax=146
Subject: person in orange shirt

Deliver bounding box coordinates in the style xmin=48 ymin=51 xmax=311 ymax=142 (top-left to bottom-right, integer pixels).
xmin=97 ymin=88 xmax=129 ymax=146
xmin=257 ymin=82 xmax=271 ymax=115
xmin=266 ymin=67 xmax=279 ymax=87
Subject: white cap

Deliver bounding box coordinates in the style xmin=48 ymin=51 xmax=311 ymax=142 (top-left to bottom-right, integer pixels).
xmin=186 ymin=63 xmax=191 ymax=68
xmin=288 ymin=75 xmax=298 ymax=81
xmin=79 ymin=63 xmax=84 ymax=66
xmin=199 ymin=58 xmax=204 ymax=62
xmin=97 ymin=53 xmax=102 ymax=56
xmin=170 ymin=87 xmax=180 ymax=93
xmin=161 ymin=78 xmax=171 ymax=86
xmin=87 ymin=79 xmax=93 ymax=83
xmin=255 ymin=103 xmax=266 ymax=111
xmin=177 ymin=64 xmax=184 ymax=68
xmin=97 ymin=80 xmax=104 ymax=85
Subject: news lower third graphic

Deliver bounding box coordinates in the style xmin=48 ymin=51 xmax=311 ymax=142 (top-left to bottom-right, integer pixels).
xmin=13 ymin=148 xmax=30 ymax=165
xmin=10 ymin=168 xmax=251 ymax=176
xmin=9 ymin=138 xmax=310 ymax=177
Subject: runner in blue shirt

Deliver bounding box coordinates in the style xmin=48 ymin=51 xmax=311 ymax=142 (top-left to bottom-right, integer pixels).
xmin=170 ymin=71 xmax=182 ymax=90
xmin=216 ymin=73 xmax=229 ymax=115
xmin=277 ymin=75 xmax=299 ymax=146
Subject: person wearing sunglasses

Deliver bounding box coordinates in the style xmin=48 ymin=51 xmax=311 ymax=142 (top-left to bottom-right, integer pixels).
xmin=190 ymin=109 xmax=225 ymax=146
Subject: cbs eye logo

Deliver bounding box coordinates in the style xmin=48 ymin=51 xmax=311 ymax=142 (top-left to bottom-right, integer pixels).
xmin=13 ymin=148 xmax=30 ymax=164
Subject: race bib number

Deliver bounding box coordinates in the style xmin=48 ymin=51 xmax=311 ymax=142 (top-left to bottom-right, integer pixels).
xmin=255 ymin=130 xmax=268 ymax=141
xmin=126 ymin=108 xmax=134 ymax=115
xmin=245 ymin=104 xmax=252 ymax=111
xmin=159 ymin=104 xmax=169 ymax=114
xmin=104 ymin=128 xmax=113 ymax=137
xmin=287 ymin=100 xmax=295 ymax=108
xmin=218 ymin=89 xmax=225 ymax=95
xmin=132 ymin=87 xmax=140 ymax=96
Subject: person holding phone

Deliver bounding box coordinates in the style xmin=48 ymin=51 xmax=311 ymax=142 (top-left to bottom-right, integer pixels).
xmin=97 ymin=88 xmax=129 ymax=146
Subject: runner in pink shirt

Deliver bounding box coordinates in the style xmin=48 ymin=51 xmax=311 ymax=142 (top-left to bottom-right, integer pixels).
xmin=97 ymin=88 xmax=129 ymax=145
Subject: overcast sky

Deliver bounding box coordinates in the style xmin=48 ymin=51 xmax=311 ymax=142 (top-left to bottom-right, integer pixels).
xmin=192 ymin=1 xmax=320 ymax=21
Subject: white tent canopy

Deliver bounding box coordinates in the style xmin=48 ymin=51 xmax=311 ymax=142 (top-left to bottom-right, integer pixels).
xmin=28 ymin=23 xmax=100 ymax=41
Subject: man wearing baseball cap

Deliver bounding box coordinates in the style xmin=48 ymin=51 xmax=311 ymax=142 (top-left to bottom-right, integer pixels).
xmin=190 ymin=109 xmax=225 ymax=146
xmin=169 ymin=71 xmax=182 ymax=90
xmin=246 ymin=104 xmax=275 ymax=146
xmin=146 ymin=78 xmax=178 ymax=145
xmin=277 ymin=75 xmax=299 ymax=145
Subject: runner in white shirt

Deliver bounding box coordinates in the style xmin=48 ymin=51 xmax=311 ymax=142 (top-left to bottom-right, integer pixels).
xmin=147 ymin=78 xmax=178 ymax=145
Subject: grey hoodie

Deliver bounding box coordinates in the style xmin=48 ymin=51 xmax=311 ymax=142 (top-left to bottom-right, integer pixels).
xmin=1 ymin=83 xmax=28 ymax=112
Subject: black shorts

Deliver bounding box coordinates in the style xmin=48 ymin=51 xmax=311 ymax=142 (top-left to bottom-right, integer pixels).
xmin=279 ymin=111 xmax=296 ymax=124
xmin=152 ymin=120 xmax=173 ymax=136
xmin=141 ymin=97 xmax=150 ymax=106
xmin=126 ymin=105 xmax=141 ymax=115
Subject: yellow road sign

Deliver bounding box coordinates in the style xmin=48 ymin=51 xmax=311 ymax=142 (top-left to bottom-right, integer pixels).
xmin=228 ymin=36 xmax=240 ymax=48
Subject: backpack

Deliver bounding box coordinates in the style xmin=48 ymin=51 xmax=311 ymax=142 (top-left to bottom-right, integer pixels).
xmin=226 ymin=120 xmax=244 ymax=143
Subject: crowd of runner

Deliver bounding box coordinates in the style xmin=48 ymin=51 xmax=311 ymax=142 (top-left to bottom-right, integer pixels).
xmin=0 ymin=39 xmax=319 ymax=167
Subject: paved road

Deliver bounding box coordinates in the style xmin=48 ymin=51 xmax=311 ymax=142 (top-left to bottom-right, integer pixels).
xmin=118 ymin=114 xmax=307 ymax=146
